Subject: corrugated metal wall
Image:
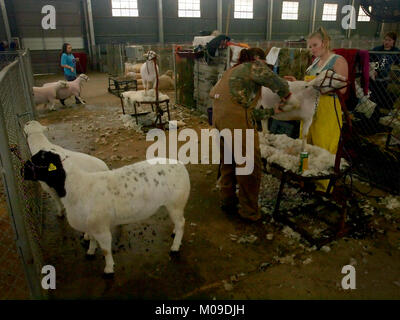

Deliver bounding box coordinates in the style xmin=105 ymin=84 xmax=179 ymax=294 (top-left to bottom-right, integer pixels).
xmin=93 ymin=0 xmax=159 ymax=44
xmin=222 ymin=0 xmax=268 ymax=40
xmin=163 ymin=0 xmax=217 ymax=43
xmin=6 ymin=0 xmax=85 ymax=74
xmin=2 ymin=0 xmax=399 ymax=73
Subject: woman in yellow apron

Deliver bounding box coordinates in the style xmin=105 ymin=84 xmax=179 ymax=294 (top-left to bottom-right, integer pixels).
xmin=285 ymin=27 xmax=348 ymax=192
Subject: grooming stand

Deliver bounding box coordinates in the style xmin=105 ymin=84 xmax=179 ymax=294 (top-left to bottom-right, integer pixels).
xmin=108 ymin=76 xmax=137 ymax=97
xmin=120 ymin=96 xmax=171 ymax=126
xmin=265 ymin=160 xmax=361 ymax=248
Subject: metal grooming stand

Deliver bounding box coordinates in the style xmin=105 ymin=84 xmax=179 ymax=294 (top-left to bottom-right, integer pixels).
xmin=265 ymin=92 xmax=367 ymax=248
xmin=108 ymin=76 xmax=137 ymax=97
xmin=120 ymin=97 xmax=171 ymax=125
xmin=119 ymin=55 xmax=170 ymax=130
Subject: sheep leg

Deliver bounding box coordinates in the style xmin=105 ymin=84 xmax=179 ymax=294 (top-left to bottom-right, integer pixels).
xmin=166 ymin=206 xmax=185 ymax=252
xmin=301 ymin=118 xmax=313 ymax=152
xmin=92 ymin=231 xmax=114 ymax=274
xmin=48 ymin=100 xmax=56 ymax=111
xmin=261 ymin=119 xmax=269 ymax=134
xmin=86 ymin=235 xmax=98 ymax=256
xmin=48 ymin=188 xmax=65 ymax=217
xmin=144 ymin=81 xmax=148 ymax=95
xmin=76 ymin=95 xmax=85 ymax=105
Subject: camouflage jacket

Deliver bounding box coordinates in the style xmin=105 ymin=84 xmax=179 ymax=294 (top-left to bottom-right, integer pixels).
xmin=229 ymin=60 xmax=290 ymax=108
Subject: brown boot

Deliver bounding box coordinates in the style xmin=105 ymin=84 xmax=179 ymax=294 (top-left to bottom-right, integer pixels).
xmin=238 ymin=206 xmax=261 ymax=222
xmin=220 ymin=196 xmax=239 ymax=215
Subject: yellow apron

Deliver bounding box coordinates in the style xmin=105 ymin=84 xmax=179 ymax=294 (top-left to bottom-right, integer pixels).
xmin=300 ymin=75 xmax=343 ymax=192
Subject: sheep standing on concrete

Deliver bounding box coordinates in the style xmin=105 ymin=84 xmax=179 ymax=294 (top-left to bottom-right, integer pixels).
xmin=257 ymin=69 xmax=348 ymax=152
xmin=23 ymin=120 xmax=109 ymax=217
xmin=23 ymin=151 xmax=190 ymax=276
xmin=140 ymin=51 xmax=159 ymax=95
xmin=43 ymin=73 xmax=89 ymax=106
xmin=33 ymin=80 xmax=68 ymax=111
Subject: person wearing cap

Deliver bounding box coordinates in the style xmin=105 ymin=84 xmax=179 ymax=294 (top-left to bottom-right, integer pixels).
xmin=210 ymin=48 xmax=291 ymax=222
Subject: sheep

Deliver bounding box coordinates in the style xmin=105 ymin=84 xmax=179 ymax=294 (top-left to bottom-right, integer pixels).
xmin=33 ymin=80 xmax=68 ymax=111
xmin=43 ymin=74 xmax=89 ymax=105
xmin=140 ymin=51 xmax=159 ymax=95
xmin=22 ymin=150 xmax=190 ymax=276
xmin=23 ymin=120 xmax=109 ymax=217
xmin=256 ymin=69 xmax=348 ymax=152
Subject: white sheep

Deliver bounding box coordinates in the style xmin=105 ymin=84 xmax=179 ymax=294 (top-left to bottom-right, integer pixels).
xmin=43 ymin=74 xmax=89 ymax=105
xmin=140 ymin=51 xmax=159 ymax=95
xmin=257 ymin=69 xmax=348 ymax=152
xmin=23 ymin=120 xmax=109 ymax=217
xmin=33 ymin=80 xmax=68 ymax=111
xmin=23 ymin=151 xmax=190 ymax=276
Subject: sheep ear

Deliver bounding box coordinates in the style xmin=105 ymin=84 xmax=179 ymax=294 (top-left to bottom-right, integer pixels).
xmin=48 ymin=163 xmax=57 ymax=172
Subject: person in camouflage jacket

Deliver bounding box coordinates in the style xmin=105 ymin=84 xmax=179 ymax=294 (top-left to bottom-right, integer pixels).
xmin=210 ymin=48 xmax=291 ymax=221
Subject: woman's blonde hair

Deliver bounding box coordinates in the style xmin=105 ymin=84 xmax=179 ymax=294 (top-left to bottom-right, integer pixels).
xmin=308 ymin=27 xmax=331 ymax=50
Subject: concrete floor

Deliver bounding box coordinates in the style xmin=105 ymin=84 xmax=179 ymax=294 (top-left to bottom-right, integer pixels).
xmin=1 ymin=72 xmax=400 ymax=300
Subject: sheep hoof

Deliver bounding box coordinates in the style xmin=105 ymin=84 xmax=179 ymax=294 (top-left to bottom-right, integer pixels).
xmin=102 ymin=272 xmax=115 ymax=279
xmin=169 ymin=250 xmax=180 ymax=258
xmin=57 ymin=208 xmax=66 ymax=218
xmin=80 ymin=239 xmax=90 ymax=250
xmin=85 ymin=253 xmax=96 ymax=260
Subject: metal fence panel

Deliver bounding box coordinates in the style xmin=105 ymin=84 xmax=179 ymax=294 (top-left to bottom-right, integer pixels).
xmin=0 ymin=50 xmax=47 ymax=299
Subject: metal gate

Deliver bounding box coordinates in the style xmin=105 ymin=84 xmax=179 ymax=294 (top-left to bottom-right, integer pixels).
xmin=0 ymin=49 xmax=47 ymax=299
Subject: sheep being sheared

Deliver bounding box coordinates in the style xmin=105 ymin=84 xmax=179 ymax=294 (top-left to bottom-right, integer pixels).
xmin=256 ymin=69 xmax=348 ymax=152
xmin=140 ymin=50 xmax=159 ymax=96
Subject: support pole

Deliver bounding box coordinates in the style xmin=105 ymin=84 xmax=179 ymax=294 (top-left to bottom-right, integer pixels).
xmin=217 ymin=0 xmax=222 ymax=33
xmin=346 ymin=0 xmax=355 ymax=39
xmin=309 ymin=0 xmax=317 ymax=34
xmin=82 ymin=0 xmax=93 ymax=62
xmin=86 ymin=0 xmax=97 ymax=68
xmin=158 ymin=0 xmax=164 ymax=44
xmin=0 ymin=0 xmax=11 ymax=43
xmin=267 ymin=0 xmax=273 ymax=41
xmin=225 ymin=2 xmax=232 ymax=36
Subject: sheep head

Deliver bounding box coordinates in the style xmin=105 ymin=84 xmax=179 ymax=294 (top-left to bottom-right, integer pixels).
xmin=79 ymin=74 xmax=89 ymax=81
xmin=310 ymin=69 xmax=348 ymax=94
xmin=22 ymin=150 xmax=66 ymax=197
xmin=24 ymin=120 xmax=49 ymax=137
xmin=143 ymin=50 xmax=158 ymax=61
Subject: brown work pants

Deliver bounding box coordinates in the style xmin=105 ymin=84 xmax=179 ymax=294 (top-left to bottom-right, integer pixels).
xmin=211 ymin=68 xmax=261 ymax=220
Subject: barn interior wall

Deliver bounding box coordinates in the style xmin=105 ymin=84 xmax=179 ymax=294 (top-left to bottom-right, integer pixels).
xmin=1 ymin=0 xmax=399 ymax=73
xmin=4 ymin=0 xmax=400 ymax=46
